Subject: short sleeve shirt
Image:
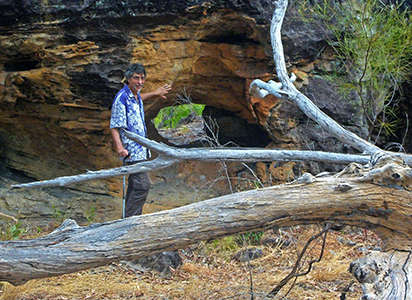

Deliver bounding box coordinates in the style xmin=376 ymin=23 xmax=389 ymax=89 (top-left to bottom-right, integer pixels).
xmin=110 ymin=85 xmax=149 ymax=163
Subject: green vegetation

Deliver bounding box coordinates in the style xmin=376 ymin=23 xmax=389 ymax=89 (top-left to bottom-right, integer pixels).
xmin=51 ymin=204 xmax=70 ymax=223
xmin=203 ymin=231 xmax=265 ymax=261
xmin=0 ymin=221 xmax=26 ymax=240
xmin=153 ymin=103 xmax=205 ymax=129
xmin=84 ymin=206 xmax=96 ymax=224
xmin=237 ymin=231 xmax=264 ymax=246
xmin=205 ymin=235 xmax=239 ymax=258
xmin=300 ymin=0 xmax=412 ymax=142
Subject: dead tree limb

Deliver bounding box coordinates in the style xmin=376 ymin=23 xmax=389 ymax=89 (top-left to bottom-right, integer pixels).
xmin=250 ymin=0 xmax=379 ymax=155
xmin=11 ymin=155 xmax=178 ymax=189
xmin=266 ymin=224 xmax=330 ymax=298
xmin=1 ymin=156 xmax=411 ymax=286
xmin=249 ymin=0 xmax=412 ymax=166
xmin=11 ymin=134 xmax=370 ymax=189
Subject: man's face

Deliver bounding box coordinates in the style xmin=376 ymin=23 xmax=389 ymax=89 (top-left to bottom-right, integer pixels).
xmin=128 ymin=73 xmax=145 ymax=93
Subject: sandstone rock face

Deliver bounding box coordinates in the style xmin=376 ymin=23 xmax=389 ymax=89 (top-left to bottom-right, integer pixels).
xmin=0 ymin=0 xmax=368 ymax=224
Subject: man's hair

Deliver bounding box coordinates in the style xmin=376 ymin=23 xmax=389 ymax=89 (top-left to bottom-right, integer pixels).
xmin=124 ymin=63 xmax=146 ymax=80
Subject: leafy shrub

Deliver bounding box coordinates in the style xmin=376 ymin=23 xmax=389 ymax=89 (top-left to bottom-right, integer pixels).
xmin=84 ymin=206 xmax=96 ymax=224
xmin=203 ymin=236 xmax=240 ymax=261
xmin=300 ymin=0 xmax=412 ymax=141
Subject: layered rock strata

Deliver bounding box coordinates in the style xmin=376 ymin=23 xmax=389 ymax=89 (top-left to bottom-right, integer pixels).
xmin=0 ymin=0 xmax=367 ymax=223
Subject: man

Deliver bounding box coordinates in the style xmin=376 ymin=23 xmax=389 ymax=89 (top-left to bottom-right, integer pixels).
xmin=110 ymin=63 xmax=171 ymax=217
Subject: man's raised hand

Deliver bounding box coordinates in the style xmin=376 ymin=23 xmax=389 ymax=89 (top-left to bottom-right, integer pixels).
xmin=156 ymin=84 xmax=172 ymax=99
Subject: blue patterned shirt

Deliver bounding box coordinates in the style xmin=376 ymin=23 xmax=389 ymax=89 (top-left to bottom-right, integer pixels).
xmin=110 ymin=85 xmax=149 ymax=162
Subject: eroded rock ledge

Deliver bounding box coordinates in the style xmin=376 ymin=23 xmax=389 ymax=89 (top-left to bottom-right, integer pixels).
xmin=0 ymin=0 xmax=366 ymax=222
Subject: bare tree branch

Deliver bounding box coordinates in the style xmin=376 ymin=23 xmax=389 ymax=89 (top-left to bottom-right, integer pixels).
xmin=250 ymin=0 xmax=412 ymax=167
xmin=11 ymin=155 xmax=178 ymax=189
xmin=11 ymin=131 xmax=371 ymax=189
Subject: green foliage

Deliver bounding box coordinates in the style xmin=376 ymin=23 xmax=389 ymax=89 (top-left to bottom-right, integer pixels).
xmin=376 ymin=106 xmax=403 ymax=137
xmin=153 ymin=103 xmax=205 ymax=129
xmin=236 ymin=231 xmax=264 ymax=246
xmin=51 ymin=204 xmax=69 ymax=223
xmin=300 ymin=0 xmax=412 ymax=139
xmin=204 ymin=231 xmax=264 ymax=260
xmin=84 ymin=206 xmax=96 ymax=224
xmin=204 ymin=236 xmax=240 ymax=260
xmin=0 ymin=221 xmax=26 ymax=240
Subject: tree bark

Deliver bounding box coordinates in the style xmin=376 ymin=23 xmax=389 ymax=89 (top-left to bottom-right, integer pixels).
xmin=1 ymin=156 xmax=411 ymax=286
xmin=350 ymin=251 xmax=412 ymax=300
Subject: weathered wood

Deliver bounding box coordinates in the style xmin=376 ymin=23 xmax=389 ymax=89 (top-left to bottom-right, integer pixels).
xmin=11 ymin=134 xmax=371 ymax=189
xmin=1 ymin=157 xmax=411 ymax=286
xmin=269 ymin=0 xmax=380 ymax=155
xmin=260 ymin=2 xmax=412 ymax=299
xmin=250 ymin=0 xmax=412 ymax=166
xmin=350 ymin=251 xmax=412 ymax=300
xmin=11 ymin=155 xmax=178 ymax=189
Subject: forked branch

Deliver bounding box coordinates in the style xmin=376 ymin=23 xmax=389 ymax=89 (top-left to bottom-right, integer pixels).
xmin=11 ymin=131 xmax=370 ymax=189
xmin=250 ymin=0 xmax=412 ymax=166
xmin=266 ymin=224 xmax=330 ymax=299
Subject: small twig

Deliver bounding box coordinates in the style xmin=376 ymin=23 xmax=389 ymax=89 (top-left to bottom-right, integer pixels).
xmin=248 ymin=262 xmax=254 ymax=300
xmin=283 ymin=276 xmax=297 ymax=299
xmin=294 ymin=225 xmax=328 ymax=277
xmin=266 ymin=224 xmax=331 ymax=298
xmin=0 ymin=212 xmax=18 ymax=223
xmin=242 ymin=163 xmax=264 ymax=188
xmin=401 ymin=251 xmax=411 ymax=300
xmin=401 ymin=112 xmax=409 ymax=149
xmin=220 ymin=161 xmax=234 ymax=193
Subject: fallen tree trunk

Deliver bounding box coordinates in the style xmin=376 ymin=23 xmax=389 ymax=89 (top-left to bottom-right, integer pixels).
xmin=1 ymin=156 xmax=411 ymax=287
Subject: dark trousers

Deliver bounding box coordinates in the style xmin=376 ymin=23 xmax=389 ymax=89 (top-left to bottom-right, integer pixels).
xmin=125 ymin=171 xmax=151 ymax=217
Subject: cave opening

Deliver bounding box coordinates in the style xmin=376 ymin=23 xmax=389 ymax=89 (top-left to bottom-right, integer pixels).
xmin=153 ymin=104 xmax=271 ymax=148
xmin=4 ymin=58 xmax=41 ymax=72
xmin=201 ymin=106 xmax=272 ymax=148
